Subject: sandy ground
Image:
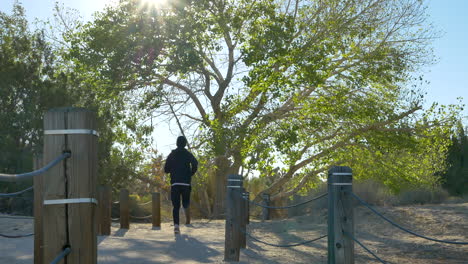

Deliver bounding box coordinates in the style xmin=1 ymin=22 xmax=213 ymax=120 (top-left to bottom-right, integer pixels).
xmin=0 ymin=202 xmax=467 ymax=263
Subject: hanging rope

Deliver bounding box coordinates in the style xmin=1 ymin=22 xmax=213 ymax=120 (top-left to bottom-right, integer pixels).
xmin=50 ymin=247 xmax=71 ymax=264
xmin=243 ymin=228 xmax=327 ymax=248
xmin=343 ymin=231 xmax=387 ymax=264
xmin=137 ymin=200 xmax=152 ymax=206
xmin=0 ymin=186 xmax=33 ymax=197
xmin=243 ymin=192 xmax=328 ymax=209
xmin=0 ymin=152 xmax=71 ymax=182
xmin=0 ymin=214 xmax=34 ymax=220
xmin=130 ymin=214 xmax=152 ymax=219
xmin=0 ymin=232 xmax=34 ymax=238
xmin=349 ymin=191 xmax=468 ymax=245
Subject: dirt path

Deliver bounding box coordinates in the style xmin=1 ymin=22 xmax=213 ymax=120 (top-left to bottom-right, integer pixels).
xmin=1 ymin=202 xmax=467 ymax=263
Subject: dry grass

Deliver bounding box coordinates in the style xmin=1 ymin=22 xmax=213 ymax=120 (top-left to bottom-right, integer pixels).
xmin=1 ymin=201 xmax=467 ymax=263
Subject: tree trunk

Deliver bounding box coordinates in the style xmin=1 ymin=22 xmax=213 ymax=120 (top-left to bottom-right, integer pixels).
xmin=211 ymin=156 xmax=230 ymax=218
xmin=209 ymin=154 xmax=242 ymax=218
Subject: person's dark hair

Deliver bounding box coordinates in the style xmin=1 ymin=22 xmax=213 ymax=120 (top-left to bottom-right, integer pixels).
xmin=176 ymin=136 xmax=187 ymax=148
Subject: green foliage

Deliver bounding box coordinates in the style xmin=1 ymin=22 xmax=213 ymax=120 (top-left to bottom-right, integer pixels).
xmin=442 ymin=120 xmax=468 ymax=196
xmin=0 ymin=3 xmax=76 ymax=181
xmin=60 ymin=0 xmax=461 ymax=201
xmin=0 ymin=2 xmax=153 ymax=195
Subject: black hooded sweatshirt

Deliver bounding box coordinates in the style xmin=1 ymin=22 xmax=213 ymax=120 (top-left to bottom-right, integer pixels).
xmin=164 ymin=147 xmax=198 ymax=185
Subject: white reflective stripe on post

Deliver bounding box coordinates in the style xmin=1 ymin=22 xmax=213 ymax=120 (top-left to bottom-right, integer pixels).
xmin=45 ymin=129 xmax=99 ymax=137
xmin=331 ymin=173 xmax=352 ymax=176
xmin=228 ymin=179 xmax=242 ymax=181
xmin=330 ymin=183 xmax=352 ymax=186
xmin=227 ymin=186 xmax=242 ymax=188
xmin=44 ymin=198 xmax=98 ymax=205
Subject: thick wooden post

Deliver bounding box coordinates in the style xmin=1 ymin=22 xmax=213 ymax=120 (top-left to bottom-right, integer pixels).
xmin=328 ymin=166 xmax=354 ymax=264
xmin=43 ymin=108 xmax=98 ymax=264
xmin=261 ymin=193 xmax=270 ymax=221
xmin=33 ymin=154 xmax=43 ymax=264
xmin=152 ymin=192 xmax=161 ymax=229
xmin=224 ymin=174 xmax=243 ymax=262
xmin=97 ymin=185 xmax=111 ymax=235
xmin=120 ymin=189 xmax=130 ymax=229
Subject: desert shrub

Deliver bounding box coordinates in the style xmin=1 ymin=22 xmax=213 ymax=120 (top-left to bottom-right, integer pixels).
xmin=287 ymin=182 xmax=328 ymax=217
xmin=353 ymin=179 xmax=396 ymax=206
xmin=396 ymin=186 xmax=449 ymax=205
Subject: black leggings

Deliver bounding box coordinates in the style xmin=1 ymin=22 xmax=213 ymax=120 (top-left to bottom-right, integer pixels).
xmin=171 ymin=185 xmax=191 ymax=225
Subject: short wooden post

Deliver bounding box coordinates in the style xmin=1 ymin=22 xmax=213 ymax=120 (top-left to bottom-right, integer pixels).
xmin=33 ymin=154 xmax=44 ymax=264
xmin=42 ymin=108 xmax=98 ymax=264
xmin=328 ymin=166 xmax=354 ymax=264
xmin=224 ymin=174 xmax=243 ymax=261
xmin=152 ymin=192 xmax=161 ymax=228
xmin=97 ymin=185 xmax=111 ymax=235
xmin=120 ymin=189 xmax=130 ymax=229
xmin=261 ymin=193 xmax=270 ymax=221
xmin=240 ymin=190 xmax=248 ymax=249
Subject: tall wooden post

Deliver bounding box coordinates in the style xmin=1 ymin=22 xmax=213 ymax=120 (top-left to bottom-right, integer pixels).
xmin=152 ymin=192 xmax=161 ymax=229
xmin=33 ymin=154 xmax=44 ymax=264
xmin=97 ymin=185 xmax=111 ymax=235
xmin=328 ymin=166 xmax=354 ymax=264
xmin=42 ymin=108 xmax=98 ymax=264
xmin=224 ymin=174 xmax=243 ymax=262
xmin=120 ymin=189 xmax=130 ymax=229
xmin=261 ymin=193 xmax=270 ymax=221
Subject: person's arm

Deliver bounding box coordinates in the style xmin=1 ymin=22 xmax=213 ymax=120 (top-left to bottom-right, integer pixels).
xmin=190 ymin=153 xmax=198 ymax=175
xmin=164 ymin=153 xmax=173 ymax=174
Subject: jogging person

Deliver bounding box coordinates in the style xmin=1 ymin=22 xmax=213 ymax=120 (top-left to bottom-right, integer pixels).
xmin=164 ymin=136 xmax=198 ymax=234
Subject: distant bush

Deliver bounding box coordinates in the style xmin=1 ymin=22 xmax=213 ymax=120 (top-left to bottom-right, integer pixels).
xmin=286 ymin=179 xmax=455 ymax=219
xmin=353 ymin=179 xmax=396 ymax=206
xmin=396 ymin=186 xmax=449 ymax=205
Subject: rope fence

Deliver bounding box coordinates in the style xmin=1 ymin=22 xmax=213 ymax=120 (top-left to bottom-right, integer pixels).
xmin=242 ymin=227 xmax=327 ymax=248
xmin=349 ymin=191 xmax=468 ymax=245
xmin=130 ymin=214 xmax=153 ymax=220
xmin=50 ymin=247 xmax=71 ymax=264
xmin=0 ymin=214 xmax=34 ymax=220
xmin=103 ymin=191 xmax=162 ymax=231
xmin=137 ymin=200 xmax=152 ymax=206
xmin=0 ymin=108 xmax=100 ymax=263
xmin=224 ymin=173 xmax=332 ymax=261
xmin=225 ymin=167 xmax=467 ymax=263
xmin=0 ymin=232 xmax=34 ymax=238
xmin=343 ymin=230 xmax=386 ymax=264
xmin=0 ymin=186 xmax=34 ymax=197
xmin=0 ymin=152 xmax=71 ymax=182
xmin=237 ymin=194 xmax=328 ymax=248
xmin=242 ymin=192 xmax=328 ymax=209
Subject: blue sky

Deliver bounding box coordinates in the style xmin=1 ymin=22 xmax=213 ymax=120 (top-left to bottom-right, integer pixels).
xmin=1 ymin=0 xmax=467 ymax=152
xmin=424 ymin=0 xmax=468 ymax=118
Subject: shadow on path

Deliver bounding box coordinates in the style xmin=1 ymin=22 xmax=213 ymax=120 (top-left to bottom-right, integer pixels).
xmin=98 ymin=232 xmax=220 ymax=263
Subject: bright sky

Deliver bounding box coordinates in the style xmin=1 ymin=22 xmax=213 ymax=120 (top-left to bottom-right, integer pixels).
xmin=1 ymin=0 xmax=467 ymax=154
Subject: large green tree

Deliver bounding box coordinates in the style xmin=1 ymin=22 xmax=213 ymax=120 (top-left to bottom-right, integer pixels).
xmin=0 ymin=2 xmax=152 ymax=197
xmin=0 ymin=3 xmax=75 ymax=177
xmin=66 ymin=0 xmax=460 ymax=216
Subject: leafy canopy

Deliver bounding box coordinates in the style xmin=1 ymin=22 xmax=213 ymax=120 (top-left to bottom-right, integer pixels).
xmin=65 ymin=0 xmax=461 ymax=199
